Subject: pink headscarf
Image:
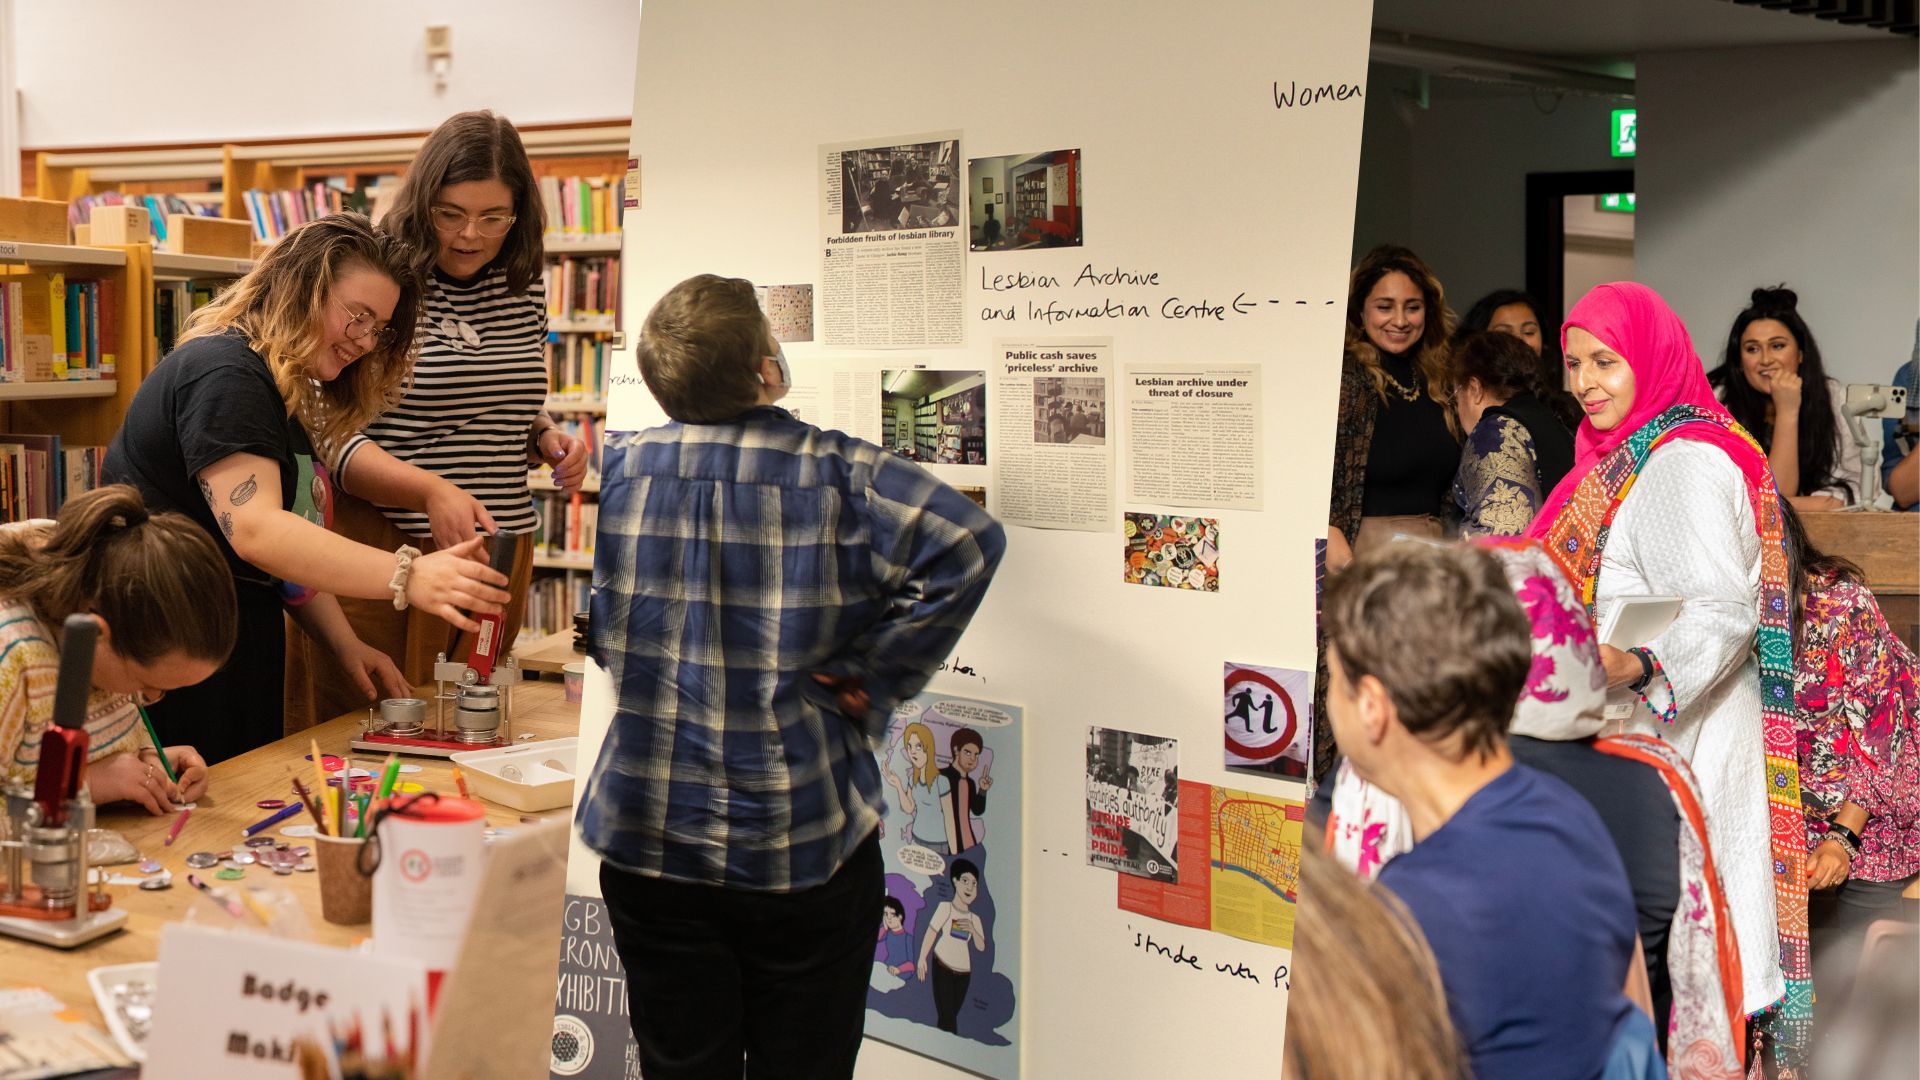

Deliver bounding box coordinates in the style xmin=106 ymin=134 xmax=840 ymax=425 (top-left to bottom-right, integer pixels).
xmin=1525 ymin=282 xmax=1771 ymax=539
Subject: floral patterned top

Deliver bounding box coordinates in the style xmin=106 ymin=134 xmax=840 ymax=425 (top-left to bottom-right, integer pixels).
xmin=1794 ymin=573 xmax=1920 ymax=882
xmin=1452 ymin=413 xmax=1542 ymax=538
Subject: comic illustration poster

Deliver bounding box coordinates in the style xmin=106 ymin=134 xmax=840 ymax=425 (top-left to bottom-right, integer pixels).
xmin=868 ymin=693 xmax=1022 ymax=1079
xmin=1085 ymin=728 xmax=1180 ymax=881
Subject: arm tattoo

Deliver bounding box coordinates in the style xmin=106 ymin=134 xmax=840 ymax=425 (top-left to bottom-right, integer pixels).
xmin=198 ymin=477 xmax=215 ymax=509
xmin=219 ymin=512 xmax=234 ymax=538
xmin=230 ymin=474 xmax=259 ymax=506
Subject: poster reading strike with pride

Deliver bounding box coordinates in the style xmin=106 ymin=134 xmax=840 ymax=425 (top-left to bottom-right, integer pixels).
xmin=1085 ymin=728 xmax=1180 ymax=882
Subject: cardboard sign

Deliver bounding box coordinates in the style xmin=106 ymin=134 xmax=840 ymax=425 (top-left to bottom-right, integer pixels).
xmin=145 ymin=923 xmax=428 ymax=1078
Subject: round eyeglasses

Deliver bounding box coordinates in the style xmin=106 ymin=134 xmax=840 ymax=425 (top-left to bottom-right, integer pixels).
xmin=430 ymin=206 xmax=517 ymax=239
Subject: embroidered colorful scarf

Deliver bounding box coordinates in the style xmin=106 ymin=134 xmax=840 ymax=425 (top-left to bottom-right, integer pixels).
xmin=1537 ymin=402 xmax=1809 ymax=1073
xmin=1597 ymin=733 xmax=1746 ymax=1080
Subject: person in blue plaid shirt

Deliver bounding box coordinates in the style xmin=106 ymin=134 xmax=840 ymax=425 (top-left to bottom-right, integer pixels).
xmin=579 ymin=274 xmax=1005 ymax=1079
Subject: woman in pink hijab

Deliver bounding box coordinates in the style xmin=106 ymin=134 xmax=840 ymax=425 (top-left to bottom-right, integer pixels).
xmin=1526 ymin=282 xmax=1808 ymax=1072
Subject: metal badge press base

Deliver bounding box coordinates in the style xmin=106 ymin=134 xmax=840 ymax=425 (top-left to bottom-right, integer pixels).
xmin=350 ymin=653 xmax=525 ymax=759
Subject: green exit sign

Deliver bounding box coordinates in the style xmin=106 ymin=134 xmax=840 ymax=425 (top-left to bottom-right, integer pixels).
xmin=1611 ymin=109 xmax=1637 ymax=157
xmin=1599 ymin=192 xmax=1637 ymax=214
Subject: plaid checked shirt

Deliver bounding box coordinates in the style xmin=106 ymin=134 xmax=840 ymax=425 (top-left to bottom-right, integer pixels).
xmin=577 ymin=406 xmax=1006 ymax=892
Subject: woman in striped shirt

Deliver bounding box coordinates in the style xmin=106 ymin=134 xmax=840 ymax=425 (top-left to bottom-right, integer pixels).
xmin=287 ymin=112 xmax=587 ymax=727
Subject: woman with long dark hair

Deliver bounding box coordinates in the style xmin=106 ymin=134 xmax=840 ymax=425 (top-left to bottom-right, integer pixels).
xmin=1325 ymin=245 xmax=1459 ymax=571
xmin=1779 ymin=500 xmax=1919 ymax=1000
xmin=1708 ymin=286 xmax=1863 ymax=510
xmin=1456 ymin=287 xmax=1580 ymax=430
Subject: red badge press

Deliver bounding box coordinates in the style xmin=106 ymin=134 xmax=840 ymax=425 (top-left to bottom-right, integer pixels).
xmin=352 ymin=531 xmax=532 ymax=759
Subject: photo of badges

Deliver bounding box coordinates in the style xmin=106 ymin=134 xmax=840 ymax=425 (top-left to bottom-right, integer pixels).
xmin=1122 ymin=513 xmax=1219 ymax=591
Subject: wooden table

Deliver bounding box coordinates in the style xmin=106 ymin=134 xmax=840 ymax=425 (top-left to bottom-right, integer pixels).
xmin=0 ymin=680 xmax=580 ymax=1032
xmin=1801 ymin=510 xmax=1920 ymax=654
xmin=512 ymin=630 xmax=584 ymax=675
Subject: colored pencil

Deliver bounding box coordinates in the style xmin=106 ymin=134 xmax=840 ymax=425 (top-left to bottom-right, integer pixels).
xmin=374 ymin=753 xmax=402 ymax=800
xmin=241 ymin=801 xmax=302 ymax=837
xmin=291 ymin=776 xmax=327 ymax=835
xmin=451 ymin=765 xmax=469 ymax=799
xmin=163 ymin=806 xmax=190 ymax=846
xmin=137 ymin=704 xmax=179 ymax=784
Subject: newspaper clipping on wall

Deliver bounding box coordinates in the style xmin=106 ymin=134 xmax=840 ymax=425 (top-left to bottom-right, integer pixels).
xmin=819 ymin=132 xmax=966 ymax=349
xmin=990 ymin=338 xmax=1113 ymax=531
xmin=1124 ymin=363 xmax=1263 ymax=511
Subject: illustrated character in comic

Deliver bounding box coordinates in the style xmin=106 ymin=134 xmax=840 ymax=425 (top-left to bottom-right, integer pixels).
xmin=881 ymin=720 xmax=950 ymax=850
xmin=938 ymin=726 xmax=991 ymax=854
xmin=917 ymin=857 xmax=990 ymax=1035
xmin=879 ymin=896 xmax=915 ymax=976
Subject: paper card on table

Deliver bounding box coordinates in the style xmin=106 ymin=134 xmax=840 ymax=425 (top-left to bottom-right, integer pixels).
xmin=145 ymin=923 xmax=428 ymax=1079
xmin=429 ymin=822 xmax=568 ymax=1080
xmin=1208 ymin=787 xmax=1303 ymax=951
xmin=1117 ymin=780 xmax=1213 ymax=929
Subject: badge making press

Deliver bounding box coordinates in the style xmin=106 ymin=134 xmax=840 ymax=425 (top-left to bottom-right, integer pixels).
xmin=353 ymin=531 xmax=533 ymax=759
xmin=0 ymin=615 xmax=127 ymax=947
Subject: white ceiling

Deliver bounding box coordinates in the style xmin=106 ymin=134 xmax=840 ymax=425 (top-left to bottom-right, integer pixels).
xmin=1371 ymin=0 xmax=1892 ymax=61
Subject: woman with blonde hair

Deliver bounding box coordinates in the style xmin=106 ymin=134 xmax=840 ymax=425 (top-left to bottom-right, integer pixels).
xmin=1284 ymin=842 xmax=1464 ymax=1080
xmin=0 ymin=485 xmax=234 ymax=812
xmin=104 ymin=213 xmax=510 ymax=762
xmin=881 ymin=720 xmax=949 ymax=850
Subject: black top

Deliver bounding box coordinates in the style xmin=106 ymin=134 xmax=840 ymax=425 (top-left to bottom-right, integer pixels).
xmin=1361 ymin=351 xmax=1458 ymax=517
xmin=1510 ymin=735 xmax=1680 ymax=1044
xmin=103 ymin=331 xmax=308 ymax=587
xmin=1486 ymin=391 xmax=1576 ymax=496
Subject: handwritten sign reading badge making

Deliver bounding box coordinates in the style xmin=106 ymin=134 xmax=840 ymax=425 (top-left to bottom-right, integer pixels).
xmin=144 ymin=922 xmax=428 ymax=1078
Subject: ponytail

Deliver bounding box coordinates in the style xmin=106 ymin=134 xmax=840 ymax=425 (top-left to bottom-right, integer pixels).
xmin=0 ymin=485 xmax=236 ymax=666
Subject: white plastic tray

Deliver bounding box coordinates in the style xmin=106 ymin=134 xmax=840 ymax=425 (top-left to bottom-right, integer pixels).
xmin=87 ymin=960 xmax=157 ymax=1062
xmin=449 ymin=737 xmax=578 ymax=812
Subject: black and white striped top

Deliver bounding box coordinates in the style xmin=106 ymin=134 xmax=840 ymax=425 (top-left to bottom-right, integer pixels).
xmin=340 ymin=267 xmax=548 ymax=537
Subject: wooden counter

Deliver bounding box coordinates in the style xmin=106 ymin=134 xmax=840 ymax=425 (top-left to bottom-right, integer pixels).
xmin=0 ymin=679 xmax=579 ymax=1033
xmin=512 ymin=630 xmax=584 ymax=675
xmin=1801 ymin=510 xmax=1920 ymax=653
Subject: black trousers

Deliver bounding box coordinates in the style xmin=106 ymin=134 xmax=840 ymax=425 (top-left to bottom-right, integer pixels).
xmin=146 ymin=579 xmax=284 ymax=765
xmin=599 ymin=833 xmax=883 ymax=1080
xmin=929 ymin=954 xmax=970 ymax=1034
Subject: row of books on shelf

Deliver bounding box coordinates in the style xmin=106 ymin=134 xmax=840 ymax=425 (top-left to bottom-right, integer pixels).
xmin=540 ymin=175 xmax=623 ymax=236
xmin=532 ymin=492 xmax=598 ymax=561
xmin=547 ymin=336 xmax=614 ymax=400
xmin=0 ymin=435 xmax=105 ymax=521
xmin=0 ymin=274 xmax=119 ymax=382
xmin=155 ymin=280 xmax=225 ymax=356
xmin=243 ymin=184 xmax=347 ymax=243
xmin=544 ymin=256 xmax=619 ymax=322
xmin=66 ymin=192 xmax=220 ymax=242
xmin=523 ymin=572 xmax=591 ymax=639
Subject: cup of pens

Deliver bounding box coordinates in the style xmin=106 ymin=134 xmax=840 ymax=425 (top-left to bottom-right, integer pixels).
xmin=314 ymin=833 xmax=372 ymax=926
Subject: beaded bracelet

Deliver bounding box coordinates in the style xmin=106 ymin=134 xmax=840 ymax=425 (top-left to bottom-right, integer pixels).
xmin=1825 ymin=822 xmax=1862 ymax=861
xmin=1630 ymin=648 xmax=1678 ymax=725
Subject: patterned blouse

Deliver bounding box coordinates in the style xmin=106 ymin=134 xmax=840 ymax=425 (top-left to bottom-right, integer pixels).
xmin=1794 ymin=573 xmax=1920 ymax=882
xmin=0 ymin=596 xmax=146 ymax=789
xmin=1452 ymin=413 xmax=1542 ymax=538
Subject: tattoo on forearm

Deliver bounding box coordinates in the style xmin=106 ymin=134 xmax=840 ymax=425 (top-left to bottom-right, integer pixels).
xmin=219 ymin=512 xmax=234 ymax=538
xmin=198 ymin=477 xmax=215 ymax=508
xmin=230 ymin=474 xmax=259 ymax=506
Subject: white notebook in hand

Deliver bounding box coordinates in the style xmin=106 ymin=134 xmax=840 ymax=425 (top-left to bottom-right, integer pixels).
xmin=1600 ymin=596 xmax=1682 ymax=722
xmin=1598 ymin=595 xmax=1683 ymax=649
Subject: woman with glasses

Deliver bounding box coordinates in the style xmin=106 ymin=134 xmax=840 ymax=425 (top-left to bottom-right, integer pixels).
xmin=286 ymin=111 xmax=588 ymax=730
xmin=104 ymin=214 xmax=511 ymax=762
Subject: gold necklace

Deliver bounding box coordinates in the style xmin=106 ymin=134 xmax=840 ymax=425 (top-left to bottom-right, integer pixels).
xmin=1379 ymin=364 xmax=1422 ymax=402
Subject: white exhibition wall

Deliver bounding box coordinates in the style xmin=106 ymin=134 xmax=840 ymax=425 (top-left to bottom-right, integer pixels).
xmin=569 ymin=1 xmax=1375 ymax=1078
xmin=1636 ymin=39 xmax=1918 ymax=388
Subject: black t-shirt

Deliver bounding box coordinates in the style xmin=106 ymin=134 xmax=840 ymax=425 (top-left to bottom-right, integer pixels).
xmin=103 ymin=331 xmax=308 ymax=586
xmin=1361 ymin=351 xmax=1458 ymax=517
